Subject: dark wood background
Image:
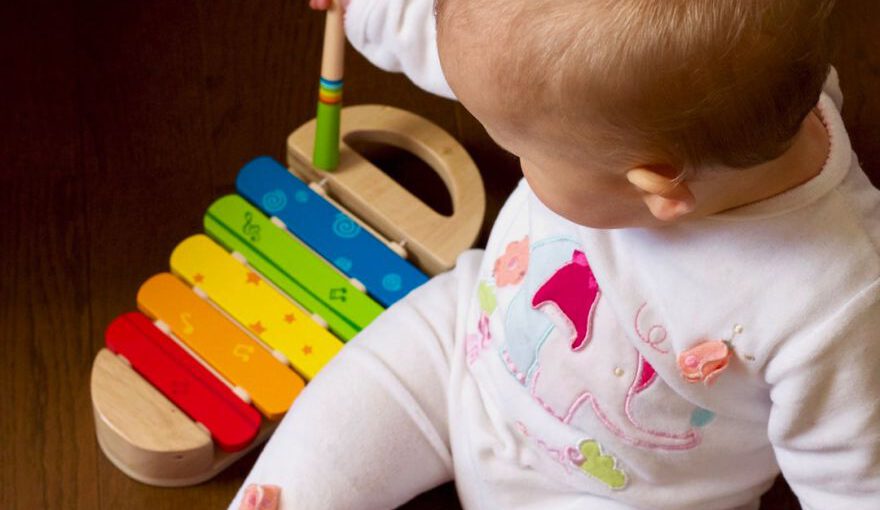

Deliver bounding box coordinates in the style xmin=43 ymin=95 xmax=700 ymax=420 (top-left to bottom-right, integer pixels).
xmin=1 ymin=1 xmax=877 ymax=508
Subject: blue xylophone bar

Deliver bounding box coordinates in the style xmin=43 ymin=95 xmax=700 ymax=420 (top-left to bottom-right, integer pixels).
xmin=236 ymin=156 xmax=428 ymax=307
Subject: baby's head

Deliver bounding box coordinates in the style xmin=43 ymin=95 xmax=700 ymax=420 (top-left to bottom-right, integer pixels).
xmin=436 ymin=0 xmax=835 ymax=227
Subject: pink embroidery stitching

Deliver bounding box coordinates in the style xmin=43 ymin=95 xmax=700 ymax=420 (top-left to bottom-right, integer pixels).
xmin=530 ymin=361 xmax=701 ymax=451
xmin=517 ymin=422 xmax=629 ymax=488
xmin=532 ymin=250 xmax=601 ymax=351
xmin=634 ymin=303 xmax=671 ymax=354
xmin=501 ymin=349 xmax=527 ymax=383
xmin=622 ymin=355 xmax=699 ymax=447
xmin=515 ymin=421 xmax=576 ymax=475
xmin=466 ymin=313 xmax=493 ymax=365
xmin=494 ymin=236 xmax=529 ymax=287
xmin=537 ymin=440 xmax=574 ymax=474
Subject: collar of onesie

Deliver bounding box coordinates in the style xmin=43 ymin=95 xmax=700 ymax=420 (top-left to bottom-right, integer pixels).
xmin=707 ymin=91 xmax=854 ymax=222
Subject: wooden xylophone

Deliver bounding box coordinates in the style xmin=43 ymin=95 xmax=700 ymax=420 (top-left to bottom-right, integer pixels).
xmin=90 ymin=105 xmax=485 ymax=486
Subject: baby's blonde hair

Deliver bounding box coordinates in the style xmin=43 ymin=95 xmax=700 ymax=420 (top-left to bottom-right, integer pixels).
xmin=437 ymin=0 xmax=836 ymax=170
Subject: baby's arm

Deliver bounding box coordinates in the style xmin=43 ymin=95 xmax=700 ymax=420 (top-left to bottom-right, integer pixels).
xmin=228 ymin=251 xmax=482 ymax=510
xmin=765 ymin=279 xmax=880 ymax=509
xmin=311 ymin=0 xmax=455 ymax=99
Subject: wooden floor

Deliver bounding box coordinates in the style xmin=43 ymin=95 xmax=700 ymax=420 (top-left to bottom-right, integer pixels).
xmin=1 ymin=1 xmax=877 ymax=509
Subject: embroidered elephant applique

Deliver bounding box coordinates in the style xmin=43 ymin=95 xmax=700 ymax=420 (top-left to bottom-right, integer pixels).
xmin=499 ymin=240 xmax=701 ymax=451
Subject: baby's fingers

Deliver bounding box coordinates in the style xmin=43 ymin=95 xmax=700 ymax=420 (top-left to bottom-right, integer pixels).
xmin=308 ymin=0 xmax=348 ymax=11
xmin=239 ymin=484 xmax=281 ymax=510
xmin=308 ymin=0 xmax=332 ymax=10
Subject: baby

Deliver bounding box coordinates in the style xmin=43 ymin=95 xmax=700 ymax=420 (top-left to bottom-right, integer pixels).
xmin=233 ymin=0 xmax=880 ymax=509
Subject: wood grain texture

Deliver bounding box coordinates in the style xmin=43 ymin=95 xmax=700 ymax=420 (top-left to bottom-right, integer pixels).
xmin=91 ymin=349 xmax=216 ymax=483
xmin=1 ymin=0 xmax=877 ymax=508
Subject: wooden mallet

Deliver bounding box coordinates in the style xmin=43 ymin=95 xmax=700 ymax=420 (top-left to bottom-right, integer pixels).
xmin=312 ymin=0 xmax=345 ymax=171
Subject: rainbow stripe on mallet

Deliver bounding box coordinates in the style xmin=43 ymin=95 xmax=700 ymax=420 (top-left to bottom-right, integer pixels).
xmin=318 ymin=77 xmax=343 ymax=104
xmin=313 ymin=77 xmax=342 ymax=170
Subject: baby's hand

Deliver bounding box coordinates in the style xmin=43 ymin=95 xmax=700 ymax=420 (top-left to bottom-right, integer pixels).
xmin=308 ymin=0 xmax=349 ymax=11
xmin=239 ymin=484 xmax=281 ymax=510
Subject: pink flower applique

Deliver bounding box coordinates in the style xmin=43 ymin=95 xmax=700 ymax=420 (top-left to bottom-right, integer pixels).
xmin=494 ymin=236 xmax=529 ymax=287
xmin=677 ymin=340 xmax=731 ymax=386
xmin=466 ymin=313 xmax=493 ymax=365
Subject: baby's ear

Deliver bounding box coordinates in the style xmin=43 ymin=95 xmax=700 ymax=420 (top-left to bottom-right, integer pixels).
xmin=626 ymin=167 xmax=695 ymax=222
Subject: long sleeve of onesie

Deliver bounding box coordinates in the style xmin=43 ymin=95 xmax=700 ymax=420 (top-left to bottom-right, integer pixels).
xmin=765 ymin=278 xmax=880 ymax=509
xmin=671 ymin=66 xmax=880 ymax=508
xmin=227 ymin=251 xmax=482 ymax=510
xmin=764 ymin=67 xmax=880 ymax=508
xmin=344 ymin=0 xmax=455 ymax=99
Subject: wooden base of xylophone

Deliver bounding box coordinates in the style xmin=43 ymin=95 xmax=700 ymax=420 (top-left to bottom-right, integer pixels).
xmin=92 ymin=349 xmax=278 ymax=487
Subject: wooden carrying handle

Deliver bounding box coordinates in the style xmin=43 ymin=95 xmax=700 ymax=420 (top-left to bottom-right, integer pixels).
xmin=287 ymin=105 xmax=485 ymax=275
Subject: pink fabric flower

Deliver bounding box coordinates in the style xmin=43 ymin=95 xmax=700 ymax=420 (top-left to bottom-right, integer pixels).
xmin=494 ymin=236 xmax=529 ymax=287
xmin=677 ymin=340 xmax=731 ymax=386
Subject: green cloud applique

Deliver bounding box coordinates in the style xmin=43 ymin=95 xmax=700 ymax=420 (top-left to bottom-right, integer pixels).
xmin=575 ymin=440 xmax=627 ymax=490
xmin=479 ymin=281 xmax=497 ymax=314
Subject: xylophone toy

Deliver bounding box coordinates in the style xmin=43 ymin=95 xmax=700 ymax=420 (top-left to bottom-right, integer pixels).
xmin=91 ymin=1 xmax=485 ymax=486
xmin=90 ymin=105 xmax=485 ymax=486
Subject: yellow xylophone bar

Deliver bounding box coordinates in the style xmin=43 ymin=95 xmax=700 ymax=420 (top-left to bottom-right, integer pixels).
xmin=170 ymin=234 xmax=343 ymax=381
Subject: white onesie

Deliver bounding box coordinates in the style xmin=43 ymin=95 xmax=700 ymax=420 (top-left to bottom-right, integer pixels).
xmin=230 ymin=2 xmax=880 ymax=508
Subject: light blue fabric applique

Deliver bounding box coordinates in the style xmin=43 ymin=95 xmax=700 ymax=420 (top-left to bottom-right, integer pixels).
xmin=498 ymin=237 xmax=580 ymax=386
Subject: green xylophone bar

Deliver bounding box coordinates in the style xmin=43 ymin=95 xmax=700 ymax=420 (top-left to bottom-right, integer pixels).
xmin=204 ymin=195 xmax=383 ymax=341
